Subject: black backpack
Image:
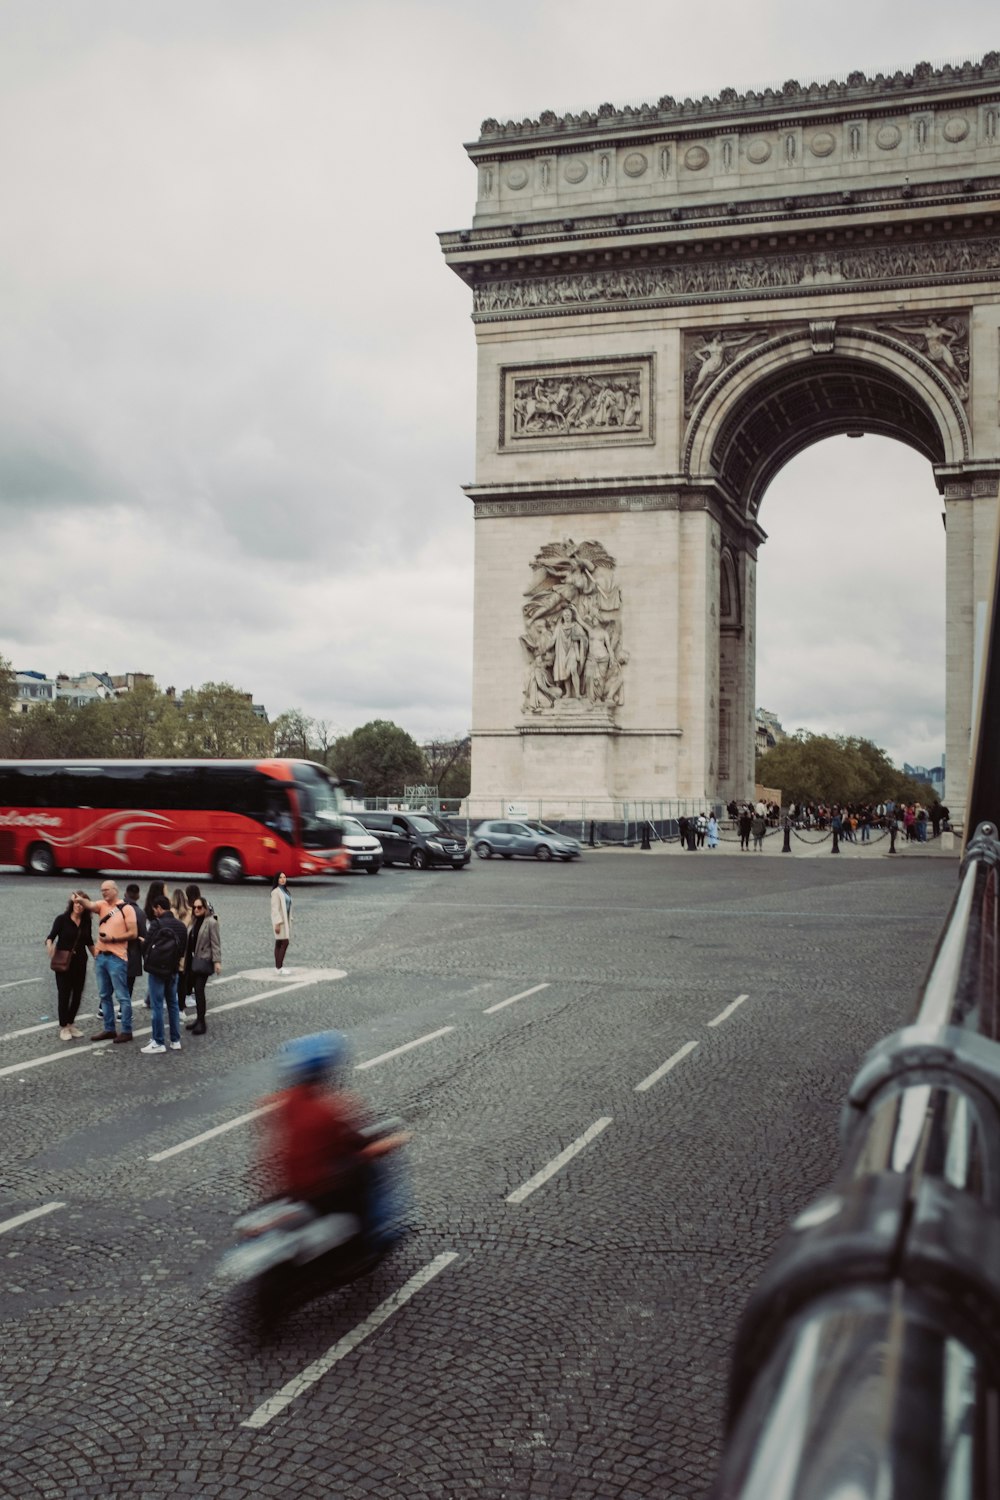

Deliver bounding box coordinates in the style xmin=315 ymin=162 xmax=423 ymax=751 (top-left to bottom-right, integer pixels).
xmin=144 ymin=919 xmax=183 ymax=975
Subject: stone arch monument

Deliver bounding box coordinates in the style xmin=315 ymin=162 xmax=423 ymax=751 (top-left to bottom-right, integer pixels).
xmin=440 ymin=57 xmax=1000 ymax=824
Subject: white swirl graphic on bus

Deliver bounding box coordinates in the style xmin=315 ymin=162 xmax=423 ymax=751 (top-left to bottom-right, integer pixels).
xmin=13 ymin=810 xmax=204 ymax=864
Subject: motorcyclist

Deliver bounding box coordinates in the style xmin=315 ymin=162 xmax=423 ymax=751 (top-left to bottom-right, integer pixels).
xmin=263 ymin=1031 xmax=408 ymax=1252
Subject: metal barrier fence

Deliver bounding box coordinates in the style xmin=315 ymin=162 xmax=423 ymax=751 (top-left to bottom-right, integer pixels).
xmin=712 ymin=518 xmax=1000 ymax=1497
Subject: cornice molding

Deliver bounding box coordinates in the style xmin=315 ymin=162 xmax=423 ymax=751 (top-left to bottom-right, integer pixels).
xmin=473 ymin=54 xmax=1000 ymax=148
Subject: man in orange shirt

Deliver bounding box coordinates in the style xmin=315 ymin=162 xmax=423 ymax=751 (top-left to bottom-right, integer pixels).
xmin=81 ymin=880 xmax=138 ymax=1043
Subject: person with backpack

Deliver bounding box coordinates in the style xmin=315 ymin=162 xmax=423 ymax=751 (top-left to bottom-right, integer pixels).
xmin=183 ymin=895 xmax=222 ymax=1037
xmin=80 ymin=880 xmax=138 ymax=1044
xmin=141 ymin=894 xmax=187 ymax=1055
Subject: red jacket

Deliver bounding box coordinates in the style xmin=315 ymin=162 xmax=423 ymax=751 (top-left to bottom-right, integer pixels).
xmin=269 ymin=1084 xmax=366 ymax=1200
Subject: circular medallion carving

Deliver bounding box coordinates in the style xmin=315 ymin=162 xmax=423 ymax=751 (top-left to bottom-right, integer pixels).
xmin=875 ymin=123 xmax=901 ymax=150
xmin=563 ymin=158 xmax=588 ymax=184
xmin=745 ymin=137 xmax=772 ymax=164
xmin=622 ymin=151 xmax=648 ymax=177
xmin=506 ymin=165 xmax=529 ymax=190
xmin=810 ymin=131 xmax=836 ymax=157
xmin=684 ymin=144 xmax=709 ymax=171
xmin=943 ymin=115 xmax=970 ymax=142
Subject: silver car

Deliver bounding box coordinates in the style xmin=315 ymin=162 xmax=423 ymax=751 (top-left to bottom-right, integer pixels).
xmin=472 ymin=819 xmax=581 ymax=862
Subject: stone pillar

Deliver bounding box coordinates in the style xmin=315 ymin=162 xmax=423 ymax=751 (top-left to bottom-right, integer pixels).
xmin=944 ymin=477 xmax=1000 ymax=826
xmin=718 ymin=542 xmax=757 ymax=806
xmin=675 ymin=503 xmax=721 ymax=800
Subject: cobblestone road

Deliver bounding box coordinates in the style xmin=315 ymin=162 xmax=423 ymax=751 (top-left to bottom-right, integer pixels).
xmin=0 ymin=851 xmax=956 ymax=1498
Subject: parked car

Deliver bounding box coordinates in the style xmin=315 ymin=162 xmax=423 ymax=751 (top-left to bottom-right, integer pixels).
xmin=356 ymin=812 xmax=471 ymax=870
xmin=472 ymin=819 xmax=581 ymax=862
xmin=338 ymin=816 xmax=384 ymax=874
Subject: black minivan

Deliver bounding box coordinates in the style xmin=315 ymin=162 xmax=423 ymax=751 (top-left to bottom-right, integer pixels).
xmin=356 ymin=812 xmax=471 ymax=870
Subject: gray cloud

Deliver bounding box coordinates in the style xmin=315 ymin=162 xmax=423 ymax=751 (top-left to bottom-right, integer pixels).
xmin=0 ymin=1 xmax=987 ymax=756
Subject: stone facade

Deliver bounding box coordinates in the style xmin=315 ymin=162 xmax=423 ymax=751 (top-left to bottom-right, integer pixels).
xmin=441 ymin=57 xmax=1000 ymax=823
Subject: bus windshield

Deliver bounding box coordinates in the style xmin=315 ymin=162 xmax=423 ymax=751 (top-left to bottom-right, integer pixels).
xmin=293 ymin=764 xmax=345 ymax=848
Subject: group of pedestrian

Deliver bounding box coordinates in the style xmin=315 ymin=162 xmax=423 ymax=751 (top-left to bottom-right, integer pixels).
xmin=677 ymin=813 xmax=720 ymax=850
xmin=45 ymin=877 xmax=222 ymax=1052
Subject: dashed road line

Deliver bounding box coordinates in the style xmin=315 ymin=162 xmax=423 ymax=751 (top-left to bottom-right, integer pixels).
xmin=241 ymin=1252 xmax=459 ymax=1429
xmin=149 ymin=1103 xmax=278 ymax=1163
xmin=483 ymin=982 xmax=549 ymax=1015
xmin=0 ymin=1020 xmax=61 ymax=1043
xmin=507 ymin=1117 xmax=613 ymax=1205
xmin=708 ymin=993 xmax=749 ymax=1028
xmin=635 ymin=1040 xmax=699 ymax=1093
xmin=355 ymin=1027 xmax=454 ymax=1071
xmin=0 ymin=978 xmax=42 ymax=992
xmin=0 ymin=1201 xmax=65 ymax=1236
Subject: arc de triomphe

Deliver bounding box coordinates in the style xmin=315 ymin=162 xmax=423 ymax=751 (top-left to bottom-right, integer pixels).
xmin=440 ymin=57 xmax=1000 ymax=823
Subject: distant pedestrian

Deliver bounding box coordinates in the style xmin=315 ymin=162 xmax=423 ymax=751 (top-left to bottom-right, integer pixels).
xmin=45 ymin=891 xmax=95 ymax=1041
xmin=143 ymin=880 xmax=166 ymax=923
xmin=706 ymin=814 xmax=719 ymax=849
xmin=184 ymin=895 xmax=222 ymax=1036
xmin=171 ymin=888 xmax=192 ymax=1007
xmin=678 ymin=816 xmax=689 ymax=848
xmin=141 ymin=895 xmax=187 ymax=1055
xmin=695 ymin=813 xmax=707 ymax=848
xmin=123 ymin=882 xmax=148 ymax=1007
xmin=751 ymin=813 xmax=766 ymax=852
xmin=738 ymin=809 xmax=752 ymax=851
xmin=80 ymin=880 xmax=138 ymax=1043
xmin=271 ymin=872 xmax=293 ymax=972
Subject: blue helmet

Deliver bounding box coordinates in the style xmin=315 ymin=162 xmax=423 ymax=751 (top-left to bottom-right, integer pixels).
xmin=279 ymin=1031 xmax=352 ymax=1086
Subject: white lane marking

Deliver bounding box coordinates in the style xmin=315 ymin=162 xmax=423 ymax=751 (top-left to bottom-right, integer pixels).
xmin=634 ymin=1040 xmax=699 ymax=1093
xmin=148 ymin=1102 xmax=279 ymax=1163
xmin=241 ymin=1252 xmax=460 ymax=1429
xmin=507 ymin=1117 xmax=613 ymax=1205
xmin=0 ymin=971 xmax=346 ymax=1077
xmin=354 ymin=1027 xmax=454 ymax=1072
xmin=0 ymin=1020 xmax=61 ymax=1042
xmin=708 ymin=993 xmax=749 ymax=1028
xmin=0 ymin=1201 xmax=65 ymax=1236
xmin=483 ymin=983 xmax=549 ymax=1015
xmin=0 ymin=978 xmax=43 ymax=992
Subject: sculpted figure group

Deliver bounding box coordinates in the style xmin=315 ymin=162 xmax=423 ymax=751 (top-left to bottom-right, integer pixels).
xmin=521 ymin=539 xmax=627 ymax=713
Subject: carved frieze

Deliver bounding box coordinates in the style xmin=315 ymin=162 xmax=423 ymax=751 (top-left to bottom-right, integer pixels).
xmin=521 ymin=539 xmax=627 ymax=717
xmin=876 ymin=313 xmax=970 ymax=400
xmin=500 ymin=356 xmax=654 ymax=450
xmin=473 ymin=234 xmax=1000 ymax=321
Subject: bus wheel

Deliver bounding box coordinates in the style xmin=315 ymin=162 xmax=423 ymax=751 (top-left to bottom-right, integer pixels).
xmin=212 ymin=848 xmax=245 ymax=884
xmin=25 ymin=843 xmax=56 ymax=876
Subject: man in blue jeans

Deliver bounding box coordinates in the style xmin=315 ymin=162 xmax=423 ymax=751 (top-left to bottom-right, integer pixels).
xmin=82 ymin=880 xmax=138 ymax=1044
xmin=140 ymin=895 xmax=187 ymax=1055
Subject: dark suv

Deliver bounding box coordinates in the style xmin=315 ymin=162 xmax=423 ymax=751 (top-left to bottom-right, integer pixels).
xmin=356 ymin=812 xmax=471 ymax=870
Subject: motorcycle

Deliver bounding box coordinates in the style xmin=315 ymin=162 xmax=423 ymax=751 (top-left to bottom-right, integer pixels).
xmin=218 ymin=1117 xmax=410 ymax=1321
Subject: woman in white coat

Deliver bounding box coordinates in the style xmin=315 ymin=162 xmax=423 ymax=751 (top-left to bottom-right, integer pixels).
xmin=270 ymin=872 xmax=293 ymax=973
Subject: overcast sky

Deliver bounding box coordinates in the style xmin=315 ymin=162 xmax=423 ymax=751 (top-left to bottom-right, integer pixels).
xmin=0 ymin=1 xmax=991 ymax=768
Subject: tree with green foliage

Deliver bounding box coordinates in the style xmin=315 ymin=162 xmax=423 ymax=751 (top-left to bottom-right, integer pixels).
xmin=10 ymin=698 xmax=114 ymax=759
xmin=757 ymin=732 xmax=935 ymax=806
xmin=331 ymin=719 xmax=426 ymax=797
xmin=178 ymin=682 xmax=272 ymax=759
xmin=108 ymin=678 xmax=181 ymax=758
xmin=272 ymin=708 xmax=314 ymax=759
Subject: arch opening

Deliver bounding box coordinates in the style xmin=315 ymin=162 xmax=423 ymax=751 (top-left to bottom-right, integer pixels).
xmin=711 ymin=356 xmax=948 ymax=517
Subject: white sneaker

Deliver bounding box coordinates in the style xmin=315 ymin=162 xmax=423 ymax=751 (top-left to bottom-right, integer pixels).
xmin=59 ymin=1026 xmax=72 ymax=1042
xmin=168 ymin=1040 xmax=182 ymax=1051
xmin=140 ymin=1041 xmax=166 ymax=1054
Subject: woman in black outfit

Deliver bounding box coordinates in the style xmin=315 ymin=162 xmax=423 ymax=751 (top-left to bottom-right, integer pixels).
xmin=45 ymin=892 xmax=95 ymax=1042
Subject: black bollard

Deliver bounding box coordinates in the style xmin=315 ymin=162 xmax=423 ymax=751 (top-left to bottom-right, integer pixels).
xmin=782 ymin=817 xmax=792 ymax=854
xmin=640 ymin=821 xmax=651 ymax=851
xmin=831 ymin=824 xmax=841 ymax=854
xmin=589 ymin=820 xmax=596 ymax=848
xmin=889 ymin=823 xmax=897 ymax=854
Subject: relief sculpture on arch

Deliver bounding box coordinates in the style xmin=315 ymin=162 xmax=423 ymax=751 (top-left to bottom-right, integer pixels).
xmin=521 ymin=539 xmax=627 ymax=718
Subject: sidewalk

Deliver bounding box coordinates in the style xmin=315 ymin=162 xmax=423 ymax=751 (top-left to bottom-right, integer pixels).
xmin=589 ymin=830 xmax=960 ymax=859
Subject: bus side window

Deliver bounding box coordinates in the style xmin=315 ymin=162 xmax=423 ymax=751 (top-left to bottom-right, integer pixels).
xmin=264 ymin=787 xmax=294 ymax=839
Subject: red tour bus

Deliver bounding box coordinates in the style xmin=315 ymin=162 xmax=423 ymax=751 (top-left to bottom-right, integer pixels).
xmin=0 ymin=759 xmax=354 ymax=882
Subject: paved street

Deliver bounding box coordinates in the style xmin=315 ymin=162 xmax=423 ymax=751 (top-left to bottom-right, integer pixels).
xmin=1 ymin=851 xmax=957 ymax=1499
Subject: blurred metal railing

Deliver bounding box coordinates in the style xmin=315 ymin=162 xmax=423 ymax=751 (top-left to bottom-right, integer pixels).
xmin=712 ymin=512 xmax=1000 ymax=1500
